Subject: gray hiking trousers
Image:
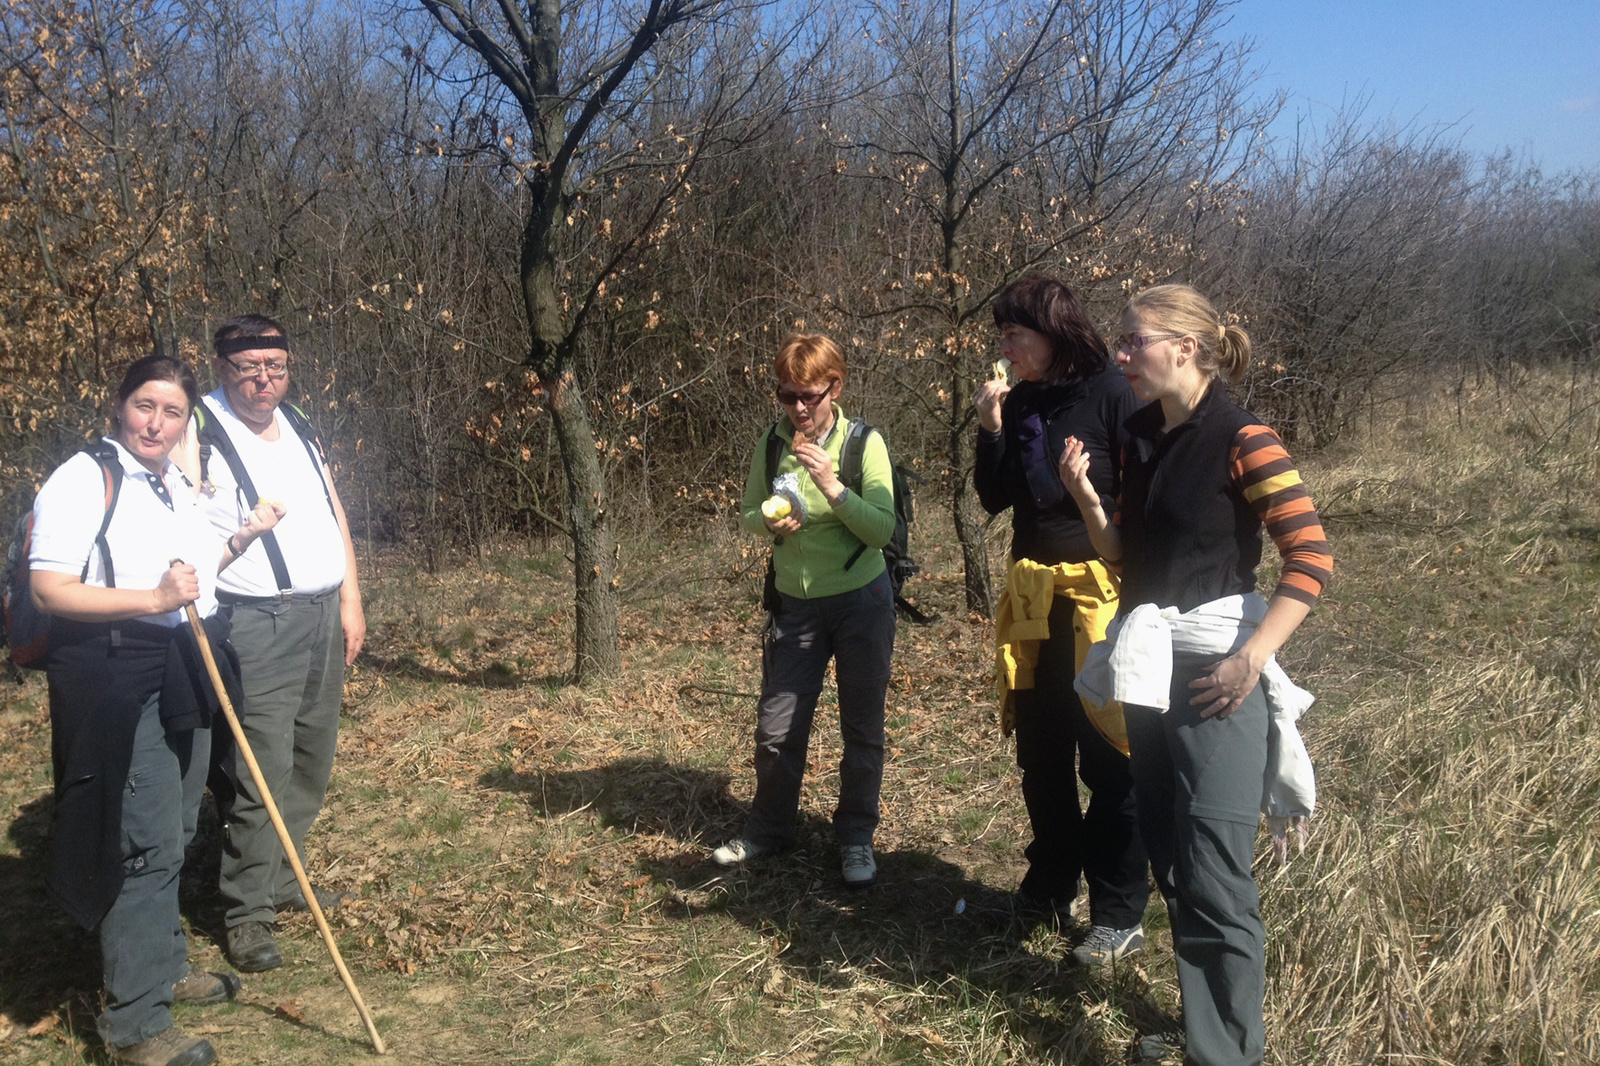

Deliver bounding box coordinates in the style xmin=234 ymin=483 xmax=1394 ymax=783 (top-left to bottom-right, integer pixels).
xmin=744 ymin=571 xmax=896 ymax=848
xmin=1125 ymin=655 xmax=1270 ymax=1066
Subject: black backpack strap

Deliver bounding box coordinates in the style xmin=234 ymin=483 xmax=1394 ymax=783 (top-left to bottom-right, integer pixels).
xmin=840 ymin=421 xmax=876 ymax=570
xmin=81 ymin=442 xmax=124 ymax=588
xmin=763 ymin=423 xmax=784 ymax=489
xmin=840 ymin=420 xmax=871 ymax=495
xmin=196 ymin=399 xmax=292 ymax=592
xmin=894 ymin=594 xmax=932 ymax=625
xmin=279 ymin=402 xmax=337 ymax=520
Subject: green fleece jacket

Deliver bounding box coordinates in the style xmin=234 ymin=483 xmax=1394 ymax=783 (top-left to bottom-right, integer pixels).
xmin=740 ymin=407 xmax=895 ymax=599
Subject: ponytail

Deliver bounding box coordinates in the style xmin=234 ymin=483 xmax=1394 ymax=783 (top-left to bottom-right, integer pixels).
xmin=1126 ymin=284 xmax=1251 ymax=383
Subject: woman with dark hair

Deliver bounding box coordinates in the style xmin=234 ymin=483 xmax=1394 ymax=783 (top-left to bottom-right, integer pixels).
xmin=1062 ymin=284 xmax=1332 ymax=1065
xmin=29 ymin=355 xmax=282 ymax=1066
xmin=974 ymin=274 xmax=1150 ymax=965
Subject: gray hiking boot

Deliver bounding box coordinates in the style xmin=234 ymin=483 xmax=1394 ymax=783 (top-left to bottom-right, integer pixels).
xmin=171 ymin=967 xmax=240 ymax=1005
xmin=840 ymin=843 xmax=876 ymax=886
xmin=1071 ymin=922 xmax=1144 ymax=967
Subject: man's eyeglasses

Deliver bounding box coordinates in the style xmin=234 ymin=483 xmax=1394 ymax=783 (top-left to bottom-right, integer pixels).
xmin=222 ymin=355 xmax=290 ymax=379
xmin=776 ymin=385 xmax=831 ymax=408
xmin=1115 ymin=332 xmax=1183 ymax=352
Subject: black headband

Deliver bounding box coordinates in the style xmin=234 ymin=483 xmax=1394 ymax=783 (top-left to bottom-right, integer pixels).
xmin=215 ymin=335 xmax=290 ymax=357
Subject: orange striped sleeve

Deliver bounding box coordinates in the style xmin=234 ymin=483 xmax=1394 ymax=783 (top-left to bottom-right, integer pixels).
xmin=1230 ymin=425 xmax=1332 ymax=606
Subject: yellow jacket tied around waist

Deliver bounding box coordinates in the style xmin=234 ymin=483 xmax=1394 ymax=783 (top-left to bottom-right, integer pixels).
xmin=993 ymin=558 xmax=1128 ymax=755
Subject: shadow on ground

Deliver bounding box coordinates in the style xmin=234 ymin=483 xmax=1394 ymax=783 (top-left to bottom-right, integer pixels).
xmin=0 ymin=795 xmax=102 ymax=1052
xmin=485 ymin=754 xmax=1173 ymax=1065
xmin=0 ymin=791 xmax=261 ymax=1061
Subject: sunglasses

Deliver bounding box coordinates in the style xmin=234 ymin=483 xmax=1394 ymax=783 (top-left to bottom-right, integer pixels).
xmin=775 ymin=384 xmax=831 ymax=408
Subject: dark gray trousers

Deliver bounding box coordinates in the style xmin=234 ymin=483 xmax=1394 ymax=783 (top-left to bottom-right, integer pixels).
xmin=1125 ymin=656 xmax=1269 ymax=1066
xmin=744 ymin=571 xmax=896 ymax=848
xmin=218 ymin=589 xmax=344 ymax=926
xmin=98 ymin=693 xmax=209 ymax=1048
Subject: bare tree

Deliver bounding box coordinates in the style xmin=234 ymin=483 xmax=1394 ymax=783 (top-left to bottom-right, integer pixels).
xmin=411 ymin=0 xmax=820 ymax=679
xmin=0 ymin=0 xmax=203 ymax=506
xmin=1224 ymin=109 xmax=1475 ymax=444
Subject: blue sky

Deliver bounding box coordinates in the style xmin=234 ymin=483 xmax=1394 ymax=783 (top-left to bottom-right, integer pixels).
xmin=1224 ymin=0 xmax=1600 ymax=175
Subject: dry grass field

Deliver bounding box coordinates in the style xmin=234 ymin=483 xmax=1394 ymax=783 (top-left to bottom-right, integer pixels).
xmin=1 ymin=371 xmax=1597 ymax=1065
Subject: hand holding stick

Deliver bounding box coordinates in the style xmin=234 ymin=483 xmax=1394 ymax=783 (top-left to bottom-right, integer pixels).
xmin=174 ymin=565 xmax=386 ymax=1054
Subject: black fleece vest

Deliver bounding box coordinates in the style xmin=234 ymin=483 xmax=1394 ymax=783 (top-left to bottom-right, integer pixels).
xmin=1117 ymin=384 xmax=1264 ymax=615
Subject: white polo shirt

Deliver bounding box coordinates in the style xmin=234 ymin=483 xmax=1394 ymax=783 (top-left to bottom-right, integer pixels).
xmin=198 ymin=390 xmax=346 ymax=598
xmin=30 ymin=438 xmax=221 ymax=625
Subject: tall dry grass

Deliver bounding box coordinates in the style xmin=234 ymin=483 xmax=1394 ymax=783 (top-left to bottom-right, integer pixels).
xmin=1266 ymin=370 xmax=1600 ymax=1063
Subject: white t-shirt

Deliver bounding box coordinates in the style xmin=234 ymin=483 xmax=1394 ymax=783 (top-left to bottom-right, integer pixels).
xmin=29 ymin=438 xmax=221 ymax=625
xmin=198 ymin=390 xmax=346 ymax=597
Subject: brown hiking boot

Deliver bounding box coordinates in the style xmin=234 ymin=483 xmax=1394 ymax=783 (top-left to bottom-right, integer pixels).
xmin=171 ymin=967 xmax=241 ymax=1005
xmin=226 ymin=921 xmax=283 ymax=972
xmin=108 ymin=1025 xmax=216 ymax=1066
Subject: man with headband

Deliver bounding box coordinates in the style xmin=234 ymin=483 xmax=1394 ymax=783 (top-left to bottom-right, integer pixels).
xmin=194 ymin=313 xmax=364 ymax=973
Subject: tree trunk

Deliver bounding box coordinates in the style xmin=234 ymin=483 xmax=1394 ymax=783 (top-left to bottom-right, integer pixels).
xmin=522 ymin=195 xmax=621 ymax=682
xmin=548 ymin=372 xmax=621 ymax=681
xmin=948 ymin=371 xmax=992 ymax=615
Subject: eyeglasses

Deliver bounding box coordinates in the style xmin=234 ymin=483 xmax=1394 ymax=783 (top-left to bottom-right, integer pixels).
xmin=775 ymin=384 xmax=831 ymax=408
xmin=222 ymin=355 xmax=290 ymax=379
xmin=1115 ymin=332 xmax=1183 ymax=352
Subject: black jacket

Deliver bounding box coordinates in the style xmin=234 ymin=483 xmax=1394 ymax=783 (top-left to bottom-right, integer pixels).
xmin=46 ymin=616 xmax=239 ymax=929
xmin=974 ymin=364 xmax=1139 ymax=566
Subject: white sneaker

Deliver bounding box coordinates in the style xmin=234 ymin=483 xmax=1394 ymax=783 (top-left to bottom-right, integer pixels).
xmin=712 ymin=837 xmax=768 ymax=866
xmin=840 ymin=844 xmax=876 ymax=886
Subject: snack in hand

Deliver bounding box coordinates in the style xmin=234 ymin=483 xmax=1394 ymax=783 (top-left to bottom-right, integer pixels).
xmin=792 ymin=429 xmax=812 ymax=448
xmin=992 ymin=358 xmax=1010 ymax=381
xmin=766 ymin=472 xmax=809 ymax=526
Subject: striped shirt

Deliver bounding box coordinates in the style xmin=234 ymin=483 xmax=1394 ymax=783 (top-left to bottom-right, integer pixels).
xmin=1230 ymin=425 xmax=1333 ymax=606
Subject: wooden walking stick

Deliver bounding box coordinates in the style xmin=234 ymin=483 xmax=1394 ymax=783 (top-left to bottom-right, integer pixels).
xmin=179 ymin=591 xmax=386 ymax=1054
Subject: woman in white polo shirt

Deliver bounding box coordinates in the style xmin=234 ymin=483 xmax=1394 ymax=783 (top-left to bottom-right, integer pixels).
xmin=29 ymin=355 xmax=281 ymax=1066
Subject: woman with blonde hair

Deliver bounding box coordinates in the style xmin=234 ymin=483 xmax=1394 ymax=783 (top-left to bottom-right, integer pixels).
xmin=1061 ymin=284 xmax=1332 ymax=1065
xmin=713 ymin=334 xmax=897 ymax=887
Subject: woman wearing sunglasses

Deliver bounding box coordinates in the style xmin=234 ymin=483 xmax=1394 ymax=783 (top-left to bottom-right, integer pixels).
xmin=1061 ymin=284 xmax=1332 ymax=1065
xmin=713 ymin=334 xmax=897 ymax=887
xmin=974 ymin=274 xmax=1149 ymax=964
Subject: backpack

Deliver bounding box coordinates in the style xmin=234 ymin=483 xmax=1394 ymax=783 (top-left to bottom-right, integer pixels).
xmin=4 ymin=442 xmax=125 ymax=670
xmin=762 ymin=421 xmax=932 ymax=624
xmin=193 ymin=397 xmax=335 ymax=593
